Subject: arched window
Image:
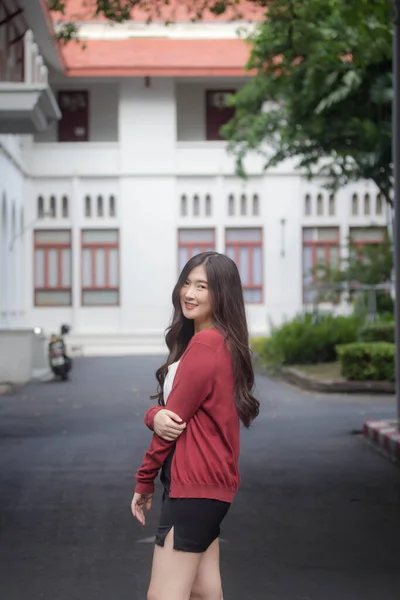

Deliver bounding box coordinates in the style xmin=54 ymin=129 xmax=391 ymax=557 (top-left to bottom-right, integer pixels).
xmin=240 ymin=194 xmax=247 ymax=216
xmin=193 ymin=195 xmax=200 ymax=217
xmin=180 ymin=195 xmax=188 ymax=217
xmin=252 ymin=194 xmax=260 ymax=216
xmin=364 ymin=193 xmax=371 ymax=216
xmin=304 ymin=194 xmax=311 ymax=216
xmin=85 ymin=195 xmax=91 ymax=218
xmin=328 ymin=194 xmax=335 ymax=216
xmin=109 ymin=195 xmax=116 ymax=217
xmin=97 ymin=195 xmax=104 ymax=217
xmin=352 ymin=193 xmax=359 ymax=216
xmin=11 ymin=203 xmax=16 ymax=240
xmin=317 ymin=193 xmax=323 ymax=216
xmin=62 ymin=196 xmax=69 ymax=218
xmin=228 ymin=194 xmax=235 ymax=216
xmin=205 ymin=195 xmax=212 ymax=216
xmin=376 ymin=193 xmax=383 ymax=215
xmin=37 ymin=196 xmax=44 ymax=219
xmin=49 ymin=195 xmax=56 ymax=218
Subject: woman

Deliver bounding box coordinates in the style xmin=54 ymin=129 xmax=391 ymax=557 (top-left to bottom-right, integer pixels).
xmin=131 ymin=251 xmax=259 ymax=600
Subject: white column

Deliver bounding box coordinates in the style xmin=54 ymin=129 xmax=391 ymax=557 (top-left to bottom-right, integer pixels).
xmin=119 ymin=78 xmax=177 ymax=174
xmin=71 ymin=176 xmax=81 ymax=332
xmin=215 ymin=175 xmax=225 ymax=254
xmin=4 ymin=210 xmax=11 ymax=327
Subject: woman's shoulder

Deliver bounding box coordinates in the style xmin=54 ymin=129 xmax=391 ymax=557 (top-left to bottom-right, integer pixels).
xmin=190 ymin=328 xmax=225 ymax=351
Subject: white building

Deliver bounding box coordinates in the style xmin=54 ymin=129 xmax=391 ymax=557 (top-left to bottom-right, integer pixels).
xmin=0 ymin=0 xmax=389 ymax=375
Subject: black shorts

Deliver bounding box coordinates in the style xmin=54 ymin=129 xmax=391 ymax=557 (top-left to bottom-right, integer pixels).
xmin=155 ymin=492 xmax=230 ymax=553
xmin=156 ymin=449 xmax=230 ymax=553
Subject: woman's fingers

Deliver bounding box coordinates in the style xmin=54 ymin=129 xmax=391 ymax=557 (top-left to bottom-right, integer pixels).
xmin=163 ymin=409 xmax=183 ymax=423
xmin=165 ymin=416 xmax=186 ymax=433
xmin=131 ymin=493 xmax=146 ymax=525
xmin=155 ymin=415 xmax=186 ymax=441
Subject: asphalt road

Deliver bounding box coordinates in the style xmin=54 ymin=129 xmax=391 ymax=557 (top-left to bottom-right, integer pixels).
xmin=0 ymin=356 xmax=399 ymax=600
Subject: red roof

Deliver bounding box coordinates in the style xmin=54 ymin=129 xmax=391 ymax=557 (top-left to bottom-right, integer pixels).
xmin=62 ymin=37 xmax=253 ymax=77
xmin=53 ymin=0 xmax=263 ymax=23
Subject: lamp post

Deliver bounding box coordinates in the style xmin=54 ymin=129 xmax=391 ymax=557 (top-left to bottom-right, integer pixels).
xmin=393 ymin=0 xmax=400 ymax=426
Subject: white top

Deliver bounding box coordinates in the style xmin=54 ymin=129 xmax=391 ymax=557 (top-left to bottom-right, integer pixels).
xmin=163 ymin=360 xmax=180 ymax=404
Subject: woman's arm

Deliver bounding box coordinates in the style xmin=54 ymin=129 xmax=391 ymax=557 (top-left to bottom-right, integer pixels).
xmin=135 ymin=340 xmax=216 ymax=494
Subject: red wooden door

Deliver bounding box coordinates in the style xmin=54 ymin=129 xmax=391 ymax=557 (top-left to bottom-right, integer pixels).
xmin=58 ymin=91 xmax=89 ymax=142
xmin=206 ymin=90 xmax=235 ymax=140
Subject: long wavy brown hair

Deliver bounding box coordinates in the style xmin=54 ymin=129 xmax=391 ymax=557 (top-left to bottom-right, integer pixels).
xmin=152 ymin=252 xmax=259 ymax=428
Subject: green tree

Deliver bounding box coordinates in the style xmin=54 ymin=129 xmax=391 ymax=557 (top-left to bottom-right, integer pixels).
xmin=223 ymin=0 xmax=393 ymax=205
xmin=49 ymin=0 xmax=393 ymax=203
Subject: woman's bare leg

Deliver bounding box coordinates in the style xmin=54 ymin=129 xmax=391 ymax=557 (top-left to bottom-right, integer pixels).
xmin=190 ymin=539 xmax=223 ymax=600
xmin=147 ymin=528 xmax=203 ymax=600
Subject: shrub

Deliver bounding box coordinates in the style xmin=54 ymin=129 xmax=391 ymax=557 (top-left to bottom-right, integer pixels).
xmin=358 ymin=321 xmax=395 ymax=343
xmin=259 ymin=313 xmax=362 ymax=366
xmin=336 ymin=342 xmax=395 ymax=381
xmin=251 ymin=337 xmax=269 ymax=359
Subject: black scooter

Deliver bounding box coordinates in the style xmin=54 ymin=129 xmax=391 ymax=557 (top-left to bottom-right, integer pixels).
xmin=48 ymin=324 xmax=72 ymax=381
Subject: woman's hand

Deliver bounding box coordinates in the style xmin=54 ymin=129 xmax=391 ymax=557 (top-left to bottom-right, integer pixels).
xmin=131 ymin=492 xmax=153 ymax=526
xmin=154 ymin=409 xmax=186 ymax=442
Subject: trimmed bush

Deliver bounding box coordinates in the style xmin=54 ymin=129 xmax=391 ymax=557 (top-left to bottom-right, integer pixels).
xmin=358 ymin=321 xmax=395 ymax=343
xmin=251 ymin=337 xmax=269 ymax=359
xmin=256 ymin=313 xmax=362 ymax=366
xmin=336 ymin=342 xmax=395 ymax=381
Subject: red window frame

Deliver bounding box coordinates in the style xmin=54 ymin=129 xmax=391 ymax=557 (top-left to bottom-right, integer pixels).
xmin=348 ymin=227 xmax=388 ymax=268
xmin=349 ymin=227 xmax=387 ymax=249
xmin=58 ymin=90 xmax=89 ymax=142
xmin=34 ymin=230 xmax=72 ymax=306
xmin=178 ymin=229 xmax=216 ymax=272
xmin=225 ymin=228 xmax=263 ymax=304
xmin=81 ymin=230 xmax=119 ymax=306
xmin=205 ymin=90 xmax=236 ymax=141
xmin=302 ymin=227 xmax=340 ymax=303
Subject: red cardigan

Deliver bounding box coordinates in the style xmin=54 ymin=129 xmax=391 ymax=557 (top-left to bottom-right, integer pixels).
xmin=135 ymin=328 xmax=240 ymax=503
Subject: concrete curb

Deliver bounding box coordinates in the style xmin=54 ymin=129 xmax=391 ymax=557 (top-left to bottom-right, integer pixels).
xmin=363 ymin=420 xmax=400 ymax=464
xmin=280 ymin=366 xmax=395 ymax=395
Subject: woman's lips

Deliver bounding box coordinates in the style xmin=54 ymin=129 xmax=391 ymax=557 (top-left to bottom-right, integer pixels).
xmin=184 ymin=302 xmax=197 ymax=310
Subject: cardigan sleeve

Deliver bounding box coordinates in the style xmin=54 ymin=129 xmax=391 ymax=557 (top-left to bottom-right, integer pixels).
xmin=144 ymin=405 xmax=164 ymax=431
xmin=135 ymin=341 xmax=216 ymax=495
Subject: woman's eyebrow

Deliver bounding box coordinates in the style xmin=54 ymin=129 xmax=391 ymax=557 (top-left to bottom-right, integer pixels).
xmin=187 ymin=278 xmax=208 ymax=284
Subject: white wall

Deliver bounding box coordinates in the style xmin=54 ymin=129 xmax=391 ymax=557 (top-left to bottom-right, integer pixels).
xmin=34 ymin=83 xmax=119 ymax=143
xmin=0 ymin=135 xmax=27 ymax=329
xmin=11 ymin=76 xmax=390 ymax=352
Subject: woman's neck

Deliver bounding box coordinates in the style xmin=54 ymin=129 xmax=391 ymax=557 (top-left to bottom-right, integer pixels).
xmin=194 ymin=319 xmax=215 ymax=334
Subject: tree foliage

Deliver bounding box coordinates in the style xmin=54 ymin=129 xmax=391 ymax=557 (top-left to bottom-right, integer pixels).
xmin=48 ymin=0 xmax=248 ymax=41
xmin=222 ymin=0 xmax=393 ymax=204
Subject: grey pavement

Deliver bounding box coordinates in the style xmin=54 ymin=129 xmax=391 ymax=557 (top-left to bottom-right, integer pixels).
xmin=0 ymin=356 xmax=399 ymax=600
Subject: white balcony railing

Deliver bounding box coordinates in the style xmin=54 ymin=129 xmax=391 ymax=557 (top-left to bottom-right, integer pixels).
xmin=23 ymin=30 xmax=49 ymax=86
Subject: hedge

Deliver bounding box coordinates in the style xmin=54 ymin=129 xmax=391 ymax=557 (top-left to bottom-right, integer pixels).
xmin=358 ymin=321 xmax=395 ymax=344
xmin=252 ymin=313 xmax=362 ymax=366
xmin=336 ymin=342 xmax=395 ymax=381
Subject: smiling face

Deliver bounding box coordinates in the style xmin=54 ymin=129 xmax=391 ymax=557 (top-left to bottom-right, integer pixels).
xmin=180 ymin=264 xmax=214 ymax=333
